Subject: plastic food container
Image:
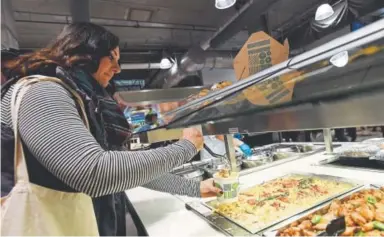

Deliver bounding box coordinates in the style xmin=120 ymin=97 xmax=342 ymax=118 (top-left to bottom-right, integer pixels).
xmin=213 ymin=171 xmax=240 ymax=203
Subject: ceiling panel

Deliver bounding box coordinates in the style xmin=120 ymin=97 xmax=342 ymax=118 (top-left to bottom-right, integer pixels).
xmin=10 ymin=0 xmax=252 ymax=50
xmin=11 ymin=0 xmax=70 ymax=15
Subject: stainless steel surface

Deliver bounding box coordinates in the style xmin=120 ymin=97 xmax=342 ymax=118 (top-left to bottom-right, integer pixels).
xmin=172 ymin=159 xmax=213 ymax=173
xmin=323 ymin=128 xmax=333 ymax=154
xmin=224 ymin=135 xmax=237 ymax=173
xmin=240 ymin=143 xmax=333 ymax=176
xmin=313 ymin=156 xmax=384 ymax=173
xmin=202 ymin=172 xmax=362 ymax=235
xmin=207 ymin=158 xmax=242 ymax=174
xmin=117 ymin=87 xmax=207 ymax=105
xmin=185 ymin=201 xmax=253 ymax=236
xmin=262 ymin=184 xmax=378 ymax=236
xmin=200 ymin=91 xmax=384 ymax=135
xmin=372 ymin=184 xmax=384 ymax=188
xmin=181 ymin=169 xmax=205 ymax=182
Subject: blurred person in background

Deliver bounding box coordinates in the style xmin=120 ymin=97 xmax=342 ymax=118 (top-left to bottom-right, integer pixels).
xmin=1 ymin=22 xmax=221 ymax=236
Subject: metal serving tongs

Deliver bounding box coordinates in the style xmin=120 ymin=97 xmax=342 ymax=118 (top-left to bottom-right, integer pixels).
xmin=267 ymin=217 xmax=346 ymax=237
xmin=317 ymin=216 xmax=346 ymax=236
xmin=203 ymin=144 xmax=231 ymax=172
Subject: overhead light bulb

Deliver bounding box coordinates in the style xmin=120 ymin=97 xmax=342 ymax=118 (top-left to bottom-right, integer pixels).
xmin=315 ymin=3 xmax=334 ymax=21
xmin=330 ymin=51 xmax=349 ymax=68
xmin=215 ymin=0 xmax=236 ymax=10
xmin=159 ymin=57 xmax=173 ymax=69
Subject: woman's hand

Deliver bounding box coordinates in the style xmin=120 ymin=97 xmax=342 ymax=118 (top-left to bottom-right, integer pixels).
xmin=200 ymin=178 xmax=222 ymax=198
xmin=182 ymin=127 xmax=203 ymax=151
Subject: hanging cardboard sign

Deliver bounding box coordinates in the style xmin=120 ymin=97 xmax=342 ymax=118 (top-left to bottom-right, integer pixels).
xmin=233 ymin=31 xmax=300 ymax=106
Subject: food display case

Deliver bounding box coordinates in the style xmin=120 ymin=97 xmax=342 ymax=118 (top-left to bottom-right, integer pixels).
xmin=119 ymin=19 xmax=384 ymax=237
xmin=164 ymin=19 xmax=384 ymax=236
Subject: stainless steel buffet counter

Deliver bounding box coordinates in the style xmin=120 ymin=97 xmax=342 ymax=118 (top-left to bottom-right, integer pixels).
xmin=126 ymin=143 xmax=384 ymax=237
xmin=122 ymin=19 xmax=384 ymax=236
xmin=172 ymin=142 xmax=340 ymax=180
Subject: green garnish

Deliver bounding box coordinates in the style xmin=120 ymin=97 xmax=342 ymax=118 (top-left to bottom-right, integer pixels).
xmin=355 ymin=231 xmax=365 ymax=236
xmin=373 ymin=221 xmax=384 ymax=231
xmin=311 ymin=215 xmax=322 ymax=224
xmin=299 ymin=179 xmax=313 ymax=189
xmin=366 ymin=196 xmax=377 ymax=204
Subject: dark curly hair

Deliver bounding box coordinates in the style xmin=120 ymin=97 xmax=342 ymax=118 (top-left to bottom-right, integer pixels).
xmin=5 ymin=22 xmax=119 ymax=77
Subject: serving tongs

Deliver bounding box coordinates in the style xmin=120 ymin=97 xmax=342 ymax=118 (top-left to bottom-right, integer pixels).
xmin=267 ymin=217 xmax=346 ymax=237
xmin=203 ymin=144 xmax=231 ymax=173
xmin=317 ymin=216 xmax=346 ymax=236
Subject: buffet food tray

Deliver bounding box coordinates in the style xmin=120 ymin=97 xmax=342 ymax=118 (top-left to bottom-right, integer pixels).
xmin=262 ymin=184 xmax=383 ymax=237
xmin=186 ymin=172 xmax=363 ymax=236
xmin=314 ymin=155 xmax=384 ymax=173
xmin=240 ymin=143 xmax=331 ymax=176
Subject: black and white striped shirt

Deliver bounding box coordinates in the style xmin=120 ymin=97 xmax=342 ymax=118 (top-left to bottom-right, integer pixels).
xmin=1 ymin=81 xmax=200 ymax=197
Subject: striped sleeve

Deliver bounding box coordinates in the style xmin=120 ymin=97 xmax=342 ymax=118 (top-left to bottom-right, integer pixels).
xmin=143 ymin=173 xmax=201 ymax=197
xmin=4 ymin=82 xmax=198 ymax=198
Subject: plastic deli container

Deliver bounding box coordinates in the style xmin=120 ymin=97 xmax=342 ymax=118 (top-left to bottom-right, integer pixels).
xmin=213 ymin=171 xmax=240 ymax=203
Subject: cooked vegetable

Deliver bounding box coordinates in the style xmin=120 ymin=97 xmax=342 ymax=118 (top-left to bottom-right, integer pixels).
xmin=298 ymin=179 xmax=313 ymax=189
xmin=367 ymin=196 xmax=377 ymax=205
xmin=311 ymin=215 xmax=322 ymax=224
xmin=373 ymin=221 xmax=384 ymax=231
xmin=277 ymin=188 xmax=384 ymax=237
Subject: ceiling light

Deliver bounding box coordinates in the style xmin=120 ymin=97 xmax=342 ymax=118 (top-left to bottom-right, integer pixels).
xmin=215 ymin=0 xmax=236 ymax=10
xmin=159 ymin=57 xmax=173 ymax=69
xmin=330 ymin=51 xmax=349 ymax=68
xmin=315 ymin=4 xmax=334 ymax=21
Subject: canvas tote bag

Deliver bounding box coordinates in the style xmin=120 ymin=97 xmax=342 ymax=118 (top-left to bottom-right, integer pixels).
xmin=1 ymin=76 xmax=99 ymax=236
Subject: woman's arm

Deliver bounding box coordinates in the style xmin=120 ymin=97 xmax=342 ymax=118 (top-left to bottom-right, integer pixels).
xmin=142 ymin=173 xmax=200 ymax=197
xmin=11 ymin=82 xmax=198 ymax=198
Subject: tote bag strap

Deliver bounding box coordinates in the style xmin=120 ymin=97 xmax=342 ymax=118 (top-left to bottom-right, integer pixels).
xmin=10 ymin=75 xmax=90 ymax=184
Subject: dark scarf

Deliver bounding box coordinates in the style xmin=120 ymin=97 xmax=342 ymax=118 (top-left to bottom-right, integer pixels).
xmin=63 ymin=68 xmax=132 ymax=151
xmin=55 ymin=67 xmax=147 ymax=236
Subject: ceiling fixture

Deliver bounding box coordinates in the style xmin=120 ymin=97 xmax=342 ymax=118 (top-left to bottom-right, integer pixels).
xmin=159 ymin=51 xmax=175 ymax=69
xmin=159 ymin=57 xmax=173 ymax=69
xmin=315 ymin=3 xmax=334 ymax=21
xmin=330 ymin=51 xmax=349 ymax=68
xmin=215 ymin=0 xmax=236 ymax=10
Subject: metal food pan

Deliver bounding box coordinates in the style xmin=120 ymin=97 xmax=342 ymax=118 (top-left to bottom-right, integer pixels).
xmin=185 ymin=201 xmax=255 ymax=236
xmin=262 ymin=184 xmax=382 ymax=237
xmin=314 ymin=155 xmax=384 ymax=173
xmin=203 ymin=172 xmax=363 ymax=235
xmin=372 ymin=184 xmax=384 ymax=189
xmin=239 ymin=150 xmax=323 ymax=177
